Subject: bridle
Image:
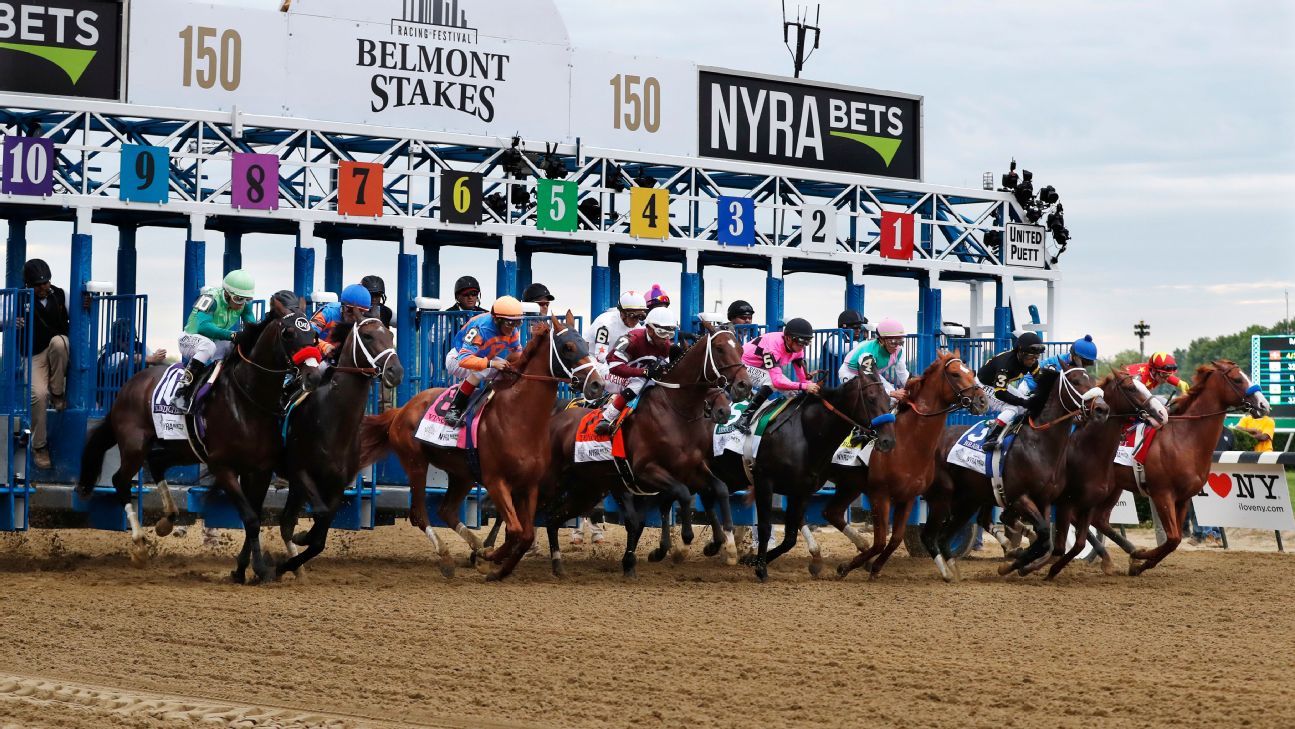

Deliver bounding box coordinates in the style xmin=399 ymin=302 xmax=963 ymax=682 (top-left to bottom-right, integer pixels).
xmin=1027 ymin=367 xmax=1104 ymax=430
xmin=817 ymin=370 xmax=895 ymax=438
xmin=332 ymin=317 xmax=397 ymax=379
xmin=654 ymin=329 xmax=745 ymax=391
xmin=234 ymin=314 xmax=308 ymax=375
xmin=1107 ymin=372 xmax=1164 ymax=423
xmin=907 ymin=356 xmax=982 ymax=417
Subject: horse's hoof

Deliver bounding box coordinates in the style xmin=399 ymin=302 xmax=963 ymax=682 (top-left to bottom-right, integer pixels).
xmin=1005 ymin=548 xmax=1025 ymax=560
xmin=230 ymin=570 xmax=246 ymax=584
xmin=485 ymin=570 xmax=504 ymax=582
xmin=997 ymin=562 xmax=1018 ymax=577
xmin=1101 ymin=561 xmax=1118 ymax=577
xmin=438 ymin=557 xmax=456 ymax=579
xmin=867 ymin=571 xmax=881 ymax=582
xmin=129 ymin=540 xmax=148 ymax=567
xmin=154 ymin=517 xmax=174 ymax=538
xmin=738 ymin=554 xmax=756 ymax=567
xmin=671 ymin=548 xmax=687 ymax=565
xmin=622 ymin=567 xmax=637 ymax=580
xmin=754 ymin=565 xmax=768 ymax=582
xmin=551 ymin=559 xmax=565 ymax=578
xmin=808 ymin=560 xmax=823 ymax=578
xmin=836 ymin=562 xmax=850 ymax=578
xmin=291 ymin=531 xmax=311 ymax=547
xmin=703 ymin=542 xmax=721 ymax=557
xmin=681 ymin=527 xmax=694 ymax=545
xmin=648 ymin=548 xmax=666 ymax=563
xmin=1128 ymin=561 xmax=1143 ymax=577
xmin=949 ymin=560 xmax=962 ymax=581
xmin=474 ymin=552 xmax=493 ymax=575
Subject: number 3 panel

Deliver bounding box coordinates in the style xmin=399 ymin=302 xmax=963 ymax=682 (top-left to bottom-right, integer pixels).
xmin=231 ymin=152 xmax=279 ymax=210
xmin=439 ymin=170 xmax=482 ymax=224
xmin=716 ymin=196 xmax=755 ymax=246
xmin=120 ymin=144 xmax=170 ymax=203
xmin=340 ymin=161 xmax=385 ymax=217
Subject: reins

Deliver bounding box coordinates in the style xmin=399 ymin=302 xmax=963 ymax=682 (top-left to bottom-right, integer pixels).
xmin=1027 ymin=366 xmax=1103 ymax=430
xmin=905 ymin=357 xmax=979 ymax=417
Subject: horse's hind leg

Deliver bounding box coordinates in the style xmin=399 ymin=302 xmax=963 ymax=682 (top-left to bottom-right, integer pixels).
xmin=146 ymin=452 xmax=180 ymax=538
xmin=868 ymin=499 xmax=915 ymax=579
xmin=763 ymin=493 xmax=804 ymax=568
xmin=825 ymin=482 xmax=868 ymax=553
xmin=113 ymin=441 xmax=150 ymax=565
xmin=703 ymin=477 xmax=738 ymax=565
xmin=936 ymin=495 xmax=979 ymax=582
xmin=278 ymin=486 xmax=306 ymax=581
xmin=1045 ymin=510 xmax=1094 ymax=580
xmin=617 ymin=493 xmax=645 ymax=578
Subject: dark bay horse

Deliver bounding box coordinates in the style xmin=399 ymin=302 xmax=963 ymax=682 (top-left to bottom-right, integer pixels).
xmin=1030 ymin=369 xmax=1168 ymax=580
xmin=1093 ymin=360 xmax=1269 ymax=576
xmin=539 ymin=326 xmax=750 ymax=577
xmin=710 ymin=367 xmax=898 ymax=582
xmin=359 ymin=312 xmax=603 ymax=581
xmin=922 ymin=366 xmax=1109 ymax=581
xmin=276 ymin=318 xmax=402 ymax=579
xmin=78 ymin=312 xmax=320 ymax=581
xmin=826 ymin=351 xmax=988 ymax=580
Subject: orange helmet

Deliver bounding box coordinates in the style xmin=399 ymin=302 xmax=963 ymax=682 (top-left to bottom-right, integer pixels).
xmin=491 ymin=295 xmax=524 ymax=320
xmin=1148 ymin=351 xmax=1178 ymax=373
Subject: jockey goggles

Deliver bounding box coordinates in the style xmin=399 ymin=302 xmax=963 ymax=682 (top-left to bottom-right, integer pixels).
xmin=227 ymin=293 xmax=251 ymax=305
xmin=1155 ymin=363 xmax=1178 ymax=373
xmin=1021 ymin=343 xmax=1046 ymax=354
xmin=788 ymin=334 xmax=812 ymax=346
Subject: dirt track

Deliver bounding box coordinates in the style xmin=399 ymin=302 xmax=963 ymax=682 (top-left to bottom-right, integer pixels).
xmin=1 ymin=524 xmax=1292 ymax=729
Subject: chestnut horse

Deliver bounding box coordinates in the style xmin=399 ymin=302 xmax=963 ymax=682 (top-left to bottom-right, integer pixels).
xmin=1092 ymin=360 xmax=1269 ymax=576
xmin=826 ymin=351 xmax=988 ymax=580
xmin=1031 ymin=369 xmax=1168 ymax=580
xmin=538 ymin=326 xmax=750 ymax=577
xmin=359 ymin=312 xmax=603 ymax=581
xmin=710 ymin=366 xmax=898 ymax=581
xmin=922 ymin=366 xmax=1109 ymax=581
xmin=78 ymin=312 xmax=321 ymax=582
xmin=276 ymin=318 xmax=403 ymax=578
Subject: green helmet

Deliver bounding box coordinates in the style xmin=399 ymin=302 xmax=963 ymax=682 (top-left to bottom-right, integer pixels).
xmin=222 ymin=269 xmax=256 ymax=299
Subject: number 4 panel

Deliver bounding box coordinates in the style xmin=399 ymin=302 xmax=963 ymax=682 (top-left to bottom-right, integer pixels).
xmin=231 ymin=153 xmax=279 ymax=210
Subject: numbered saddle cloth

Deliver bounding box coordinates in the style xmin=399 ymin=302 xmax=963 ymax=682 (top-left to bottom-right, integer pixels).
xmin=712 ymin=397 xmax=791 ymax=458
xmin=946 ymin=419 xmax=1017 ymax=485
xmin=572 ymin=409 xmax=632 ymax=463
xmin=1114 ymin=420 xmax=1154 ymax=467
xmin=151 ymin=364 xmax=190 ymax=441
xmin=413 ymin=384 xmax=490 ymax=448
xmin=831 ymin=429 xmax=875 ymax=467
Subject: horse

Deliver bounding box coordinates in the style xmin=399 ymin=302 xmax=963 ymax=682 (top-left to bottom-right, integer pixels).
xmin=358 ymin=312 xmax=603 ymax=581
xmin=275 ymin=318 xmax=403 ymax=579
xmin=922 ymin=366 xmax=1110 ymax=581
xmin=710 ymin=366 xmax=899 ymax=582
xmin=825 ymin=351 xmax=988 ymax=580
xmin=78 ymin=311 xmax=321 ymax=582
xmin=1021 ymin=368 xmax=1169 ymax=580
xmin=1091 ymin=360 xmax=1269 ymax=577
xmin=538 ymin=325 xmax=751 ymax=578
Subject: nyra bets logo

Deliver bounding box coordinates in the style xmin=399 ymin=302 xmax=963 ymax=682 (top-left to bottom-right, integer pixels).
xmin=355 ymin=0 xmax=510 ymax=120
xmin=0 ymin=0 xmax=121 ymax=99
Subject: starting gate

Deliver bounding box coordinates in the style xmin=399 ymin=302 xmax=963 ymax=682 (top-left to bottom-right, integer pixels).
xmin=0 ymin=288 xmax=32 ymax=530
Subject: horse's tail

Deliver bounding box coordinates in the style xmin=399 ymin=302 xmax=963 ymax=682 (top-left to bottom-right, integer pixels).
xmin=78 ymin=418 xmax=118 ymax=496
xmin=359 ymin=408 xmax=400 ymax=469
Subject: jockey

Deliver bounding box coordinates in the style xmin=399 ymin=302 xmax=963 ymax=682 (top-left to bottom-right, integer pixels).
xmin=172 ymin=269 xmax=258 ymax=411
xmin=442 ymin=296 xmax=525 ymax=427
xmin=731 ymin=317 xmax=821 ymax=434
xmin=820 ymin=309 xmax=867 ymax=380
xmin=645 ymin=284 xmax=671 ymax=311
xmin=976 ymin=331 xmax=1045 ymax=453
xmin=726 ymin=299 xmax=755 ymax=327
xmin=310 ymin=284 xmax=373 ymax=359
xmin=585 ymin=290 xmax=647 ymax=368
xmin=838 ymin=317 xmax=909 ymax=400
xmin=1129 ymin=351 xmax=1191 ymax=396
xmin=1041 ymin=334 xmax=1098 ymax=372
xmin=594 ymin=307 xmax=678 ymax=435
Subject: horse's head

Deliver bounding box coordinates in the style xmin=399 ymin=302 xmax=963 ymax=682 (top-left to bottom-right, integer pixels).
xmin=337 ymin=318 xmax=403 ymax=388
xmin=1108 ymin=367 xmax=1168 ymax=429
xmin=678 ymin=321 xmax=751 ymax=402
xmin=1208 ymin=360 xmax=1270 ymax=418
xmin=1054 ymin=366 xmax=1108 ymax=425
xmin=843 ymin=366 xmax=897 ymax=453
xmin=927 ymin=349 xmax=987 ymax=415
xmin=705 ymin=386 xmax=733 ymax=426
xmin=241 ymin=311 xmax=324 ymax=391
xmin=550 ymin=310 xmax=604 ymax=400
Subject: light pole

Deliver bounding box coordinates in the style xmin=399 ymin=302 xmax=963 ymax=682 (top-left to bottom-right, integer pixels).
xmin=1134 ymin=320 xmax=1150 ymax=358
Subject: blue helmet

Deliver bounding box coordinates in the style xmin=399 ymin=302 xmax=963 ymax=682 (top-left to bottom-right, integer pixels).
xmin=1070 ymin=334 xmax=1097 ymax=366
xmin=341 ymin=284 xmax=372 ymax=309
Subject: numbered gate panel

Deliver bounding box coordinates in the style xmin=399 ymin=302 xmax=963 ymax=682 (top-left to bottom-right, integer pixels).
xmin=1 ymin=137 xmax=55 ymax=196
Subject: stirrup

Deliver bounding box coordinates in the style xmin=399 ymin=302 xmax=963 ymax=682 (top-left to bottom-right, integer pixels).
xmin=594 ymin=419 xmax=616 ymax=436
xmin=443 ymin=408 xmax=465 ymax=427
xmin=733 ymin=417 xmax=754 ymax=435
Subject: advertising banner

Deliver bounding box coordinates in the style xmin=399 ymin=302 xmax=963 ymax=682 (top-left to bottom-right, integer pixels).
xmin=0 ymin=0 xmax=122 ymax=100
xmin=697 ymin=68 xmax=922 ymax=180
xmin=1191 ymin=462 xmax=1294 ymax=531
xmin=570 ymin=49 xmax=697 ymax=156
xmin=1004 ymin=224 xmax=1046 ymax=268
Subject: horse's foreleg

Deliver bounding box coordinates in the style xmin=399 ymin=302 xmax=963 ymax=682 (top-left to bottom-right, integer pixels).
xmin=1130 ymin=492 xmax=1185 ymax=576
xmin=1001 ymin=496 xmax=1050 ymax=576
xmin=839 ymin=491 xmax=888 ymax=578
xmin=277 ymin=483 xmax=335 ymax=577
xmin=278 ymin=485 xmax=305 ymax=581
xmin=706 ymin=476 xmax=738 ymax=566
xmin=869 ymin=498 xmax=914 ymax=579
xmin=212 ymin=467 xmax=263 ymax=584
xmin=825 ymin=483 xmax=868 ymax=554
xmin=750 ymin=478 xmax=775 ymax=582
xmin=1046 ymin=511 xmax=1094 ymax=580
xmin=488 ymin=484 xmax=536 ymax=582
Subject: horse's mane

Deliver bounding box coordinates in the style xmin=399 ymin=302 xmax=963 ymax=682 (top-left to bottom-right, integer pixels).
xmin=329 ymin=320 xmax=356 ymax=346
xmin=1168 ymin=360 xmax=1229 ymax=414
xmin=225 ymin=315 xmax=276 ymax=370
xmin=1097 ymin=366 xmax=1131 ymax=388
xmin=1025 ymin=367 xmax=1060 ymax=417
xmin=895 ymin=350 xmax=955 ymax=414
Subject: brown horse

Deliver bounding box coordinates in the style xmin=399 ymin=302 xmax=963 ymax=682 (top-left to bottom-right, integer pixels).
xmin=276 ymin=317 xmax=403 ymax=578
xmin=1092 ymin=360 xmax=1269 ymax=576
xmin=78 ymin=312 xmax=321 ymax=581
xmin=538 ymin=326 xmax=750 ymax=577
xmin=359 ymin=312 xmax=603 ymax=581
xmin=826 ymin=351 xmax=988 ymax=580
xmin=1031 ymin=369 xmax=1168 ymax=580
xmin=922 ymin=366 xmax=1110 ymax=581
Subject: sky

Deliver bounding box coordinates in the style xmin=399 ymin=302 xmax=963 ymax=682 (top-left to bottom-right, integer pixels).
xmin=14 ymin=0 xmax=1295 ymax=358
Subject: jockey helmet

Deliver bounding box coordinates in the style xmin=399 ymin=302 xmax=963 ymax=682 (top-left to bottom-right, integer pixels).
xmin=271 ymin=290 xmax=300 ymax=313
xmin=522 ymin=282 xmax=555 ymax=303
xmin=22 ymin=258 xmax=52 ymax=286
xmin=222 ymin=269 xmax=256 ymax=300
xmin=1014 ymin=331 xmax=1045 ymax=355
xmin=454 ymin=276 xmax=481 ymax=296
xmin=618 ymin=290 xmax=647 ymax=312
xmin=837 ymin=309 xmax=864 ymax=328
xmin=1149 ymin=351 xmax=1178 ymax=373
xmin=645 ymin=307 xmax=678 ymax=340
xmin=875 ymin=317 xmax=906 ymax=338
xmin=361 ymin=275 xmax=386 ymax=302
xmin=727 ymin=300 xmax=755 ymax=322
xmin=491 ymin=295 xmax=524 ymax=320
xmin=646 ymin=284 xmax=671 ymax=310
xmin=1070 ymin=334 xmax=1098 ymax=367
xmin=341 ymin=284 xmax=372 ymax=309
xmin=784 ymin=317 xmax=814 ymax=345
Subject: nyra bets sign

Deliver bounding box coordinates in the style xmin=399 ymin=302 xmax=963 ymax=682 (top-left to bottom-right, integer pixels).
xmin=1190 ymin=463 xmax=1295 ymax=531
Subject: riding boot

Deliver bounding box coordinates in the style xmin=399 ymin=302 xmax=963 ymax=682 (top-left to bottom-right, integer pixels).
xmin=982 ymin=420 xmax=1007 ymax=455
xmin=594 ymin=401 xmax=621 ymax=436
xmin=171 ymin=359 xmax=210 ymax=413
xmin=442 ymin=387 xmax=471 ymax=428
xmin=733 ymin=385 xmax=773 ymax=434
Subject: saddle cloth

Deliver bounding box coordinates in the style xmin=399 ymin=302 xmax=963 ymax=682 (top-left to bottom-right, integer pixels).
xmin=151 ymin=364 xmax=190 ymax=440
xmin=413 ymin=384 xmax=490 ymax=448
xmin=711 ymin=397 xmax=791 ymax=458
xmin=831 ymin=429 xmax=876 ymax=467
xmin=572 ymin=409 xmax=631 ymax=463
xmin=1114 ymin=421 xmax=1153 ymax=467
xmin=947 ymin=420 xmax=1018 ymax=505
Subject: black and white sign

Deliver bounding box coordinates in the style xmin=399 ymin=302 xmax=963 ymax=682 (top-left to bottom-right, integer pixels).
xmin=698 ymin=68 xmax=922 ymax=180
xmin=1004 ymin=224 xmax=1046 ymax=268
xmin=0 ymin=0 xmax=122 ymax=100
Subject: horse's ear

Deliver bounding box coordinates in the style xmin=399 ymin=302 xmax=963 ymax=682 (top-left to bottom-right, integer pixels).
xmin=564 ymin=309 xmax=575 ymax=329
xmin=700 ymin=319 xmax=716 ymax=334
xmin=951 ymin=348 xmax=962 ymax=359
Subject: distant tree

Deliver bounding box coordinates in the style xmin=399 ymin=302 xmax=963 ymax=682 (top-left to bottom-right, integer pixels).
xmin=1173 ymin=318 xmax=1293 ymax=374
xmin=1098 ymin=348 xmax=1144 ymax=374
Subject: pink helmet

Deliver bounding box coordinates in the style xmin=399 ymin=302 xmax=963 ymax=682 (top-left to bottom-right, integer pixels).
xmin=876 ymin=318 xmax=905 ymax=338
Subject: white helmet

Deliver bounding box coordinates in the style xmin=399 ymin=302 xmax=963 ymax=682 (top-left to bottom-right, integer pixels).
xmin=645 ymin=307 xmax=678 ymax=339
xmin=618 ymin=290 xmax=647 ymax=311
